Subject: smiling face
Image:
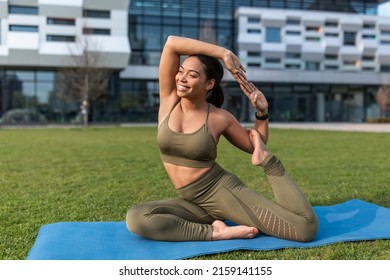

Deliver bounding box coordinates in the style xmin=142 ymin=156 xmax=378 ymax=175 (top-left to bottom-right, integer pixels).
xmin=175 ymin=56 xmax=215 ymax=100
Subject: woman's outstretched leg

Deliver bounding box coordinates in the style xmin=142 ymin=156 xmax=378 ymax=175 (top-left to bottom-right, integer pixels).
xmin=248 ymin=129 xmax=318 ymax=241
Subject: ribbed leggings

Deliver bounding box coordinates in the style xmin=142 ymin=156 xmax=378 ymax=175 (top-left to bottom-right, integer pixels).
xmin=126 ymin=155 xmax=318 ymax=242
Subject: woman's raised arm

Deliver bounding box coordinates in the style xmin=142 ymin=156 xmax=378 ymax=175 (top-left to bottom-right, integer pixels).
xmin=159 ymin=36 xmax=247 ymax=106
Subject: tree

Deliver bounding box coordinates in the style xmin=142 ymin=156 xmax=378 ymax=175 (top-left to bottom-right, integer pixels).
xmin=376 ymin=85 xmax=390 ymax=118
xmin=56 ymin=34 xmax=112 ymax=126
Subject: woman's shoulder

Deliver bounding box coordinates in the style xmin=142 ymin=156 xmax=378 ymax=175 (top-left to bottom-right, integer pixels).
xmin=209 ymin=105 xmax=237 ymax=122
xmin=208 ymin=104 xmax=239 ymax=136
xmin=158 ymin=94 xmax=180 ymax=123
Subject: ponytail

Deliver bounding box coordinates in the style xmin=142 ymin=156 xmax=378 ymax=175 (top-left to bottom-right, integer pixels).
xmin=206 ymin=84 xmax=224 ymax=108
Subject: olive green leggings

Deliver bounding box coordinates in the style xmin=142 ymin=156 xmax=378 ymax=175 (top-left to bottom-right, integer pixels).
xmin=126 ymin=155 xmax=318 ymax=242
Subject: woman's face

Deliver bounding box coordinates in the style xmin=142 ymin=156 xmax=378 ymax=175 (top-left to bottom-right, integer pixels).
xmin=175 ymin=56 xmax=215 ymax=99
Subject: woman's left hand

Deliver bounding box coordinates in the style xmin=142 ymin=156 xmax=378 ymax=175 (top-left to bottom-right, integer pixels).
xmin=221 ymin=50 xmax=247 ymax=85
xmin=240 ymin=81 xmax=268 ymax=114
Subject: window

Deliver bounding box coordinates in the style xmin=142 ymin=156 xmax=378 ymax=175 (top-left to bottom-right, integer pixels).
xmin=324 ymin=65 xmax=339 ymax=70
xmin=363 ymin=23 xmax=375 ymax=29
xmin=286 ymin=52 xmax=300 ymax=59
xmin=9 ymin=25 xmax=38 ymax=32
xmin=46 ymin=35 xmax=75 ymax=42
xmin=9 ymin=5 xmax=38 ymax=15
xmin=325 ymin=32 xmax=338 ymax=37
xmin=83 ymin=28 xmax=110 ymax=35
xmin=325 ymin=21 xmax=338 ymax=27
xmin=305 ymin=37 xmax=320 ymax=42
xmin=344 ymin=32 xmax=356 ymax=46
xmin=343 ymin=61 xmax=358 ymax=68
xmin=286 ymin=30 xmax=300 ymax=36
xmin=362 ymin=34 xmax=376 ymax=39
xmin=380 ymin=65 xmax=390 ymax=72
xmin=306 ymin=26 xmax=320 ymax=32
xmin=265 ymin=58 xmax=281 ymax=63
xmin=248 ymin=29 xmax=261 ymax=34
xmin=380 ymin=30 xmax=390 ymax=36
xmin=362 ymin=55 xmax=375 ymax=61
xmin=47 ymin=18 xmax=75 ymax=26
xmin=248 ymin=17 xmax=260 ymax=23
xmin=380 ymin=40 xmax=390 ymax=45
xmin=305 ymin=62 xmax=320 ymax=70
xmin=248 ymin=63 xmax=261 ymax=67
xmin=286 ymin=18 xmax=300 ymax=25
xmin=83 ymin=9 xmax=110 ymax=19
xmin=325 ymin=54 xmax=338 ymax=60
xmin=265 ymin=27 xmax=281 ymax=43
xmin=285 ymin=64 xmax=301 ymax=69
xmin=248 ymin=51 xmax=261 ymax=57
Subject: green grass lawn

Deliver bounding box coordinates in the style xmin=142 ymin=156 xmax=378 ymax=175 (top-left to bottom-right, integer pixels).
xmin=1 ymin=126 xmax=389 ymax=260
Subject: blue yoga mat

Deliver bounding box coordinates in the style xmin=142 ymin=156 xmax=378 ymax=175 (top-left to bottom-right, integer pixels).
xmin=27 ymin=199 xmax=390 ymax=260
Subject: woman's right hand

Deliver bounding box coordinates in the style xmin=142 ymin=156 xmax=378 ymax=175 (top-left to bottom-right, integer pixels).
xmin=240 ymin=81 xmax=268 ymax=114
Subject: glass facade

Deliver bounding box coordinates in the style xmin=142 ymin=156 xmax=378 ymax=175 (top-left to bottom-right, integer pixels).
xmin=128 ymin=0 xmax=382 ymax=66
xmin=0 ymin=69 xmax=121 ymax=124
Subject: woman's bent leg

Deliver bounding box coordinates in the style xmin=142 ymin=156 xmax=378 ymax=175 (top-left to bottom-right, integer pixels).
xmin=205 ymin=163 xmax=318 ymax=242
xmin=126 ymin=198 xmax=214 ymax=241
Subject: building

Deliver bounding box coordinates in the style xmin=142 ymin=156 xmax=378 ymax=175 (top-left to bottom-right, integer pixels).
xmin=236 ymin=6 xmax=390 ymax=122
xmin=122 ymin=0 xmax=390 ymax=123
xmin=0 ymin=0 xmax=130 ymax=124
xmin=1 ymin=0 xmax=390 ymax=124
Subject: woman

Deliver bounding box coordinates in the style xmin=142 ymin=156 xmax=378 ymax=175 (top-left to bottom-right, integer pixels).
xmin=126 ymin=36 xmax=318 ymax=242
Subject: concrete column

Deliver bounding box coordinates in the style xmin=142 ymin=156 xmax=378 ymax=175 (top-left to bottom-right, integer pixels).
xmin=316 ymin=92 xmax=325 ymax=122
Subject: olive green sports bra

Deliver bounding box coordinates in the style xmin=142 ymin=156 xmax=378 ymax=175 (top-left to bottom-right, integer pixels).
xmin=157 ymin=103 xmax=217 ymax=168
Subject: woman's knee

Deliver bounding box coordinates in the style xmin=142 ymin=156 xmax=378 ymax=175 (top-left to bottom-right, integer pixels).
xmin=300 ymin=215 xmax=319 ymax=242
xmin=126 ymin=204 xmax=150 ymax=235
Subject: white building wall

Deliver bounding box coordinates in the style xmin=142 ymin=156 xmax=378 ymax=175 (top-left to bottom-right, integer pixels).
xmin=0 ymin=0 xmax=130 ymax=69
xmin=236 ymin=7 xmax=390 ymax=84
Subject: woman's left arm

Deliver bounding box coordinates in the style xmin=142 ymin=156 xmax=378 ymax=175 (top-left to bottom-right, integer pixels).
xmin=218 ymin=110 xmax=255 ymax=154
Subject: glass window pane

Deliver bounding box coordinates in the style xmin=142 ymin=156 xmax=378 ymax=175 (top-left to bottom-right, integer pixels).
xmin=200 ymin=0 xmax=215 ymax=17
xmin=9 ymin=5 xmax=38 ymax=15
xmin=217 ymin=28 xmax=232 ymax=49
xmin=143 ymin=0 xmax=161 ymax=15
xmin=182 ymin=17 xmax=198 ymax=27
xmin=7 ymin=70 xmax=34 ymax=81
xmin=181 ymin=26 xmax=198 ymax=40
xmin=83 ymin=10 xmax=110 ymax=19
xmin=270 ymin=0 xmax=284 ymax=9
xmin=47 ymin=18 xmax=75 ymax=25
xmin=47 ymin=35 xmax=76 ymax=42
xmin=266 ymin=27 xmax=281 ymax=43
xmin=162 ymin=0 xmax=180 ymax=16
xmin=37 ymin=71 xmax=55 ymax=81
xmin=9 ymin=25 xmax=38 ymax=32
xmin=37 ymin=82 xmax=53 ymax=104
xmin=217 ymin=0 xmax=232 ymax=20
xmin=162 ymin=25 xmax=180 ymax=43
xmin=182 ymin=1 xmax=198 ymax=17
xmin=344 ymin=32 xmax=356 ymax=45
xmin=144 ymin=25 xmax=161 ymax=50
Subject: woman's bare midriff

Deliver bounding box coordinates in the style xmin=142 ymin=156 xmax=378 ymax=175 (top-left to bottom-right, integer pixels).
xmin=163 ymin=162 xmax=212 ymax=189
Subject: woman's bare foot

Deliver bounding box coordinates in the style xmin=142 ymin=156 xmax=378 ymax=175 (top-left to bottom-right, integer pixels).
xmin=212 ymin=220 xmax=259 ymax=240
xmin=248 ymin=129 xmax=270 ymax=166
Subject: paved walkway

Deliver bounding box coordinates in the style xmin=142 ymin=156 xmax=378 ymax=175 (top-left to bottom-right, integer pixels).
xmin=267 ymin=122 xmax=390 ymax=133
xmin=2 ymin=122 xmax=390 ymax=133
